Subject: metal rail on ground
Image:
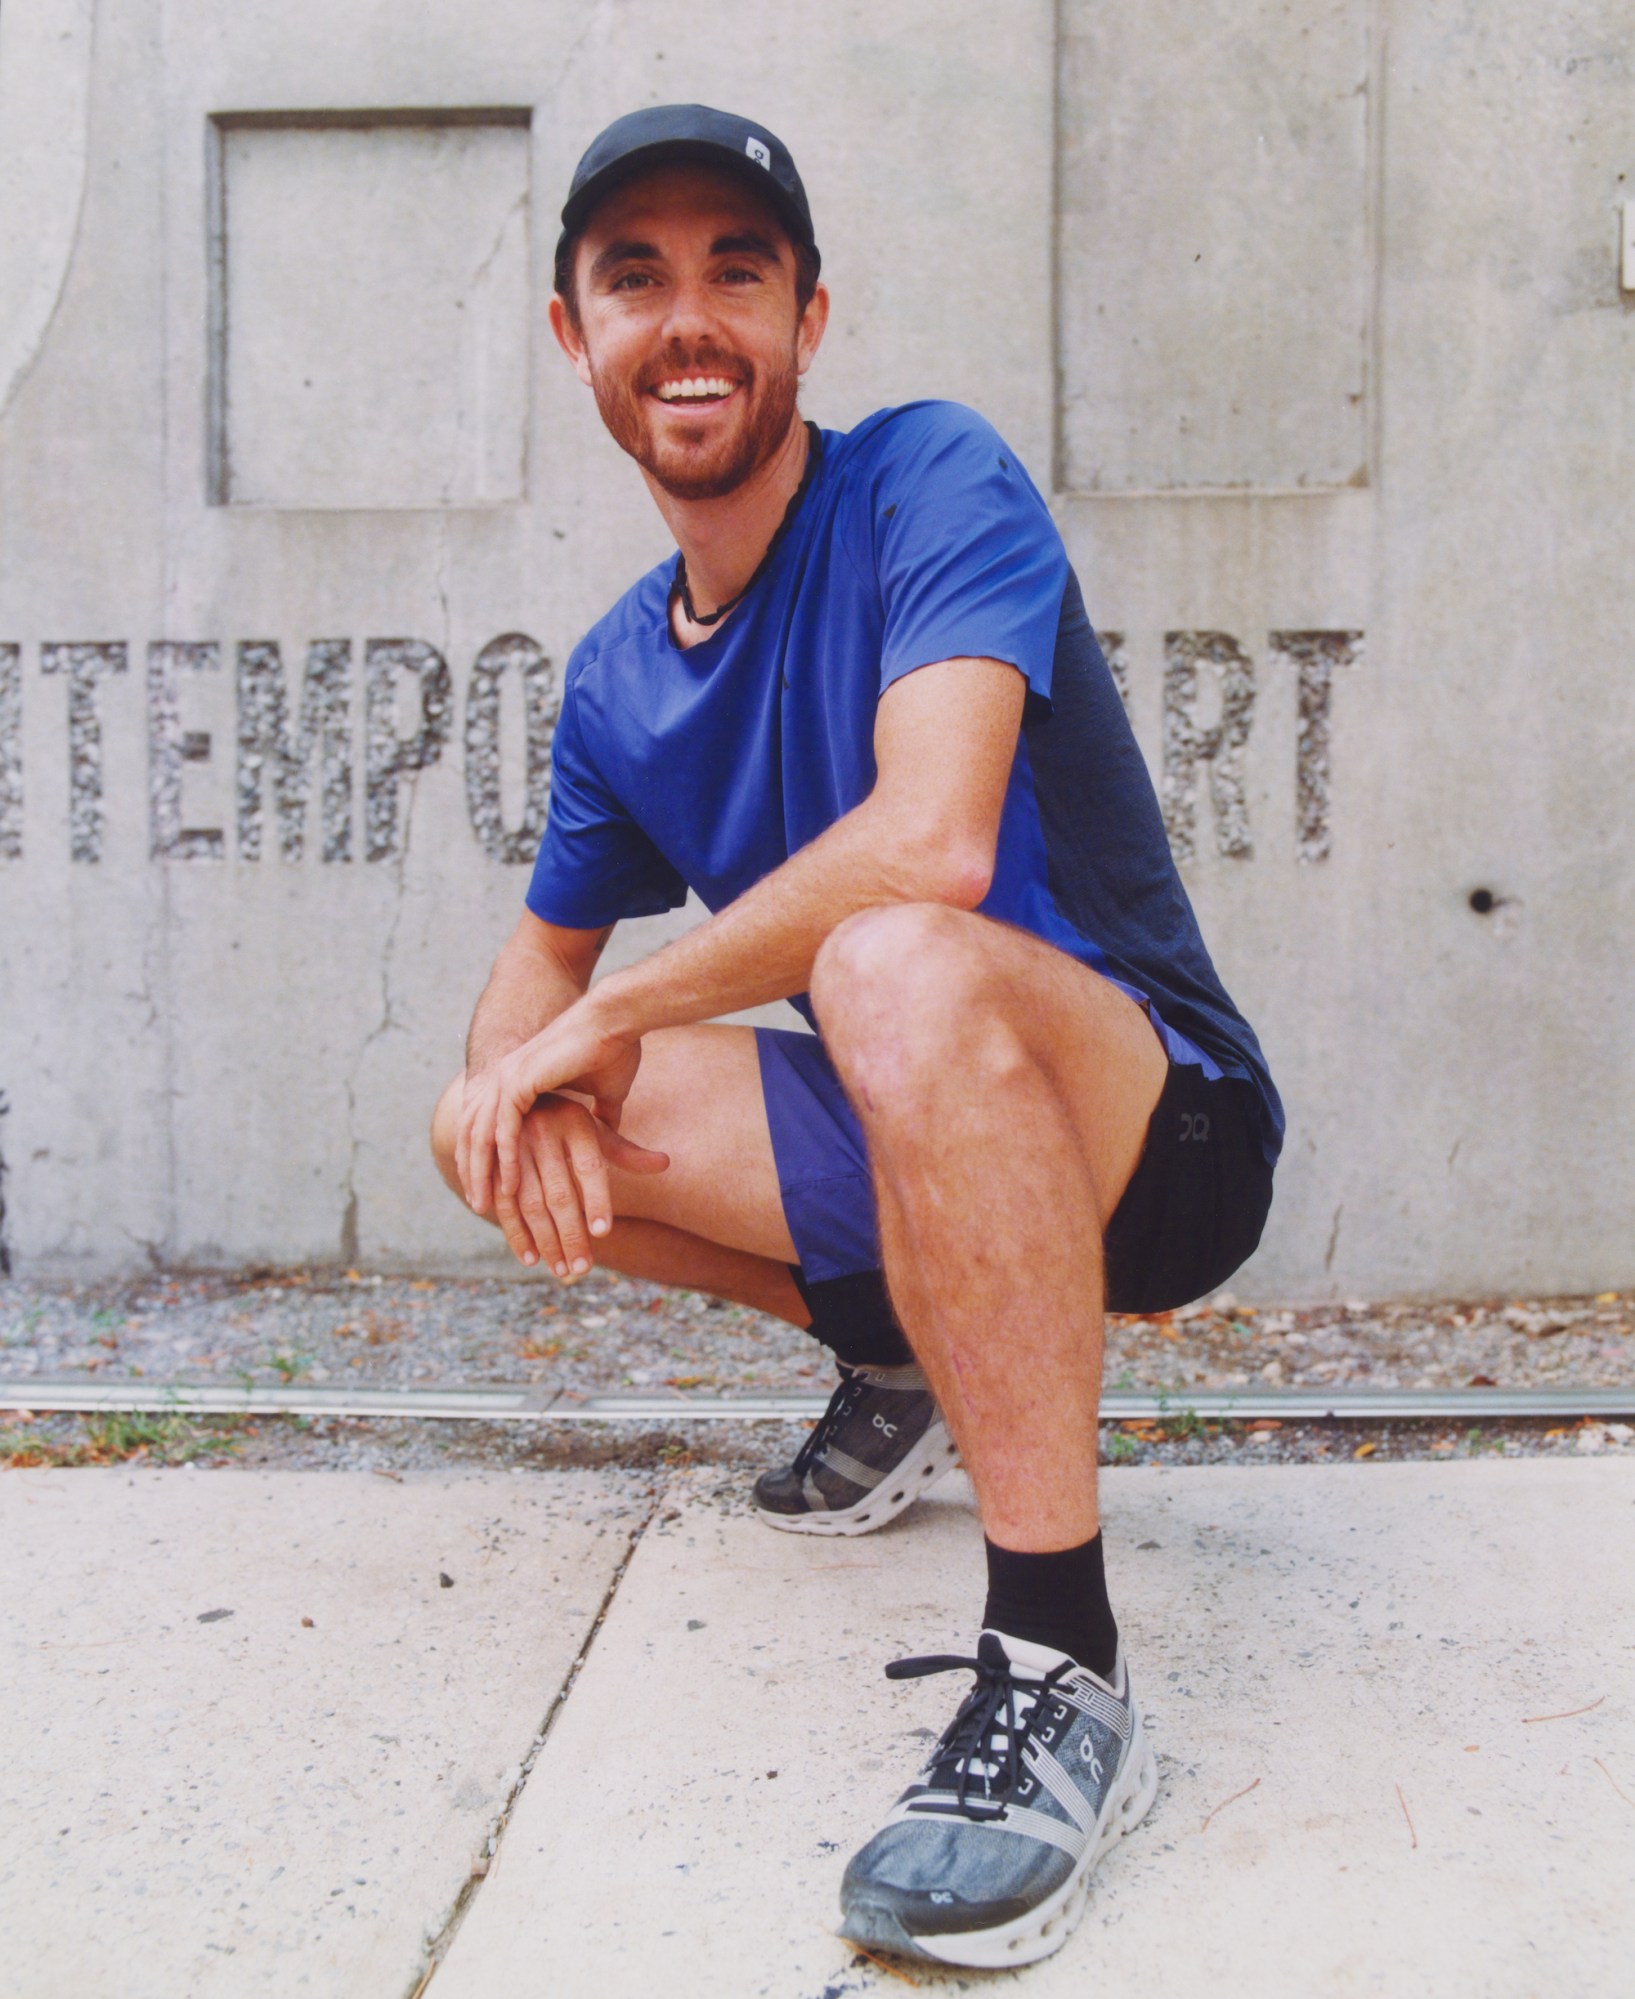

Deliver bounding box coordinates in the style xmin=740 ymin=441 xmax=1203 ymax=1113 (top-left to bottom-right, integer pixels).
xmin=1 ymin=1380 xmax=1632 ymax=1423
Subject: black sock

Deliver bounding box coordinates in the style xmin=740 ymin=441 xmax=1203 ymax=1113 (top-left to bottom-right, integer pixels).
xmin=787 ymin=1266 xmax=915 ymax=1369
xmin=981 ymin=1533 xmax=1119 ymax=1680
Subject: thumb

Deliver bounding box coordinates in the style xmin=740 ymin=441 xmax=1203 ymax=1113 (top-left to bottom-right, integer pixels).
xmin=597 ymin=1121 xmax=670 ymax=1174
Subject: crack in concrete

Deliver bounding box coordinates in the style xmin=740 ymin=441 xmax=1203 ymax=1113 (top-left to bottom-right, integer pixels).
xmin=1325 ymin=1204 xmax=1344 ymax=1273
xmin=404 ymin=1482 xmax=666 ymax=1996
xmin=341 ymin=843 xmax=409 ymax=1263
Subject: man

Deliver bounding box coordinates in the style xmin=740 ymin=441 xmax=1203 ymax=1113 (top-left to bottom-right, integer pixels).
xmin=433 ymin=104 xmax=1281 ymax=1968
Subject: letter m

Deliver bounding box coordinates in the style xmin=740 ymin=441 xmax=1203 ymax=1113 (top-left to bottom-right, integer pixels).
xmin=235 ymin=641 xmax=353 ymax=861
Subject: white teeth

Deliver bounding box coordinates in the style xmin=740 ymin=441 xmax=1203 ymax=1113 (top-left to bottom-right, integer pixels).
xmin=655 ymin=375 xmax=737 ymax=402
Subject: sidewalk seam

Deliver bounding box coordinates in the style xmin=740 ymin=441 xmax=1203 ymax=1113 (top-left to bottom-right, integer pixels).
xmin=403 ymin=1477 xmax=668 ymax=1999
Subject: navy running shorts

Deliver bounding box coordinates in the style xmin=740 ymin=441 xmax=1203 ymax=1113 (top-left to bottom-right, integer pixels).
xmin=756 ymin=1025 xmax=1274 ymax=1321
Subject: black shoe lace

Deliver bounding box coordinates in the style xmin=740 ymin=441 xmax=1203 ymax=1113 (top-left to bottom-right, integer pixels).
xmin=791 ymin=1368 xmax=868 ymax=1477
xmin=884 ymin=1646 xmax=1073 ymax=1819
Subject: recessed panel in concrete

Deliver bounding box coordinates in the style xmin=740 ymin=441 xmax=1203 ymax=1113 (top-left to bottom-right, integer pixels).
xmin=217 ymin=115 xmax=530 ymax=509
xmin=436 ymin=1463 xmax=1635 ymax=1996
xmin=1058 ymin=0 xmax=1371 ymax=492
xmin=0 ymin=1468 xmax=643 ymax=1998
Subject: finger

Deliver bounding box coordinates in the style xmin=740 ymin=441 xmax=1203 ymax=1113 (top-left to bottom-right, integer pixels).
xmin=515 ymin=1150 xmax=568 ymax=1277
xmin=540 ymin=1152 xmax=594 ymax=1278
xmin=495 ymin=1093 xmax=524 ymax=1201
xmin=591 ymin=1092 xmax=625 ymax=1134
xmin=597 ymin=1123 xmax=670 ymax=1175
xmin=567 ymin=1131 xmax=614 ymax=1241
xmin=467 ymin=1092 xmax=497 ymax=1216
xmin=493 ymin=1148 xmax=540 ymax=1266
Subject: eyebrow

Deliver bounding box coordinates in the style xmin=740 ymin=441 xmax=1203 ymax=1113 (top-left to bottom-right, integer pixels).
xmin=587 ymin=230 xmax=785 ymax=286
xmin=588 ymin=238 xmax=662 ymax=284
xmin=709 ymin=231 xmax=783 ymax=264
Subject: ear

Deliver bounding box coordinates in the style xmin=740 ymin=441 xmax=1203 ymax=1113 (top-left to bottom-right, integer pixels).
xmin=549 ymin=292 xmax=595 ymax=389
xmin=795 ymin=281 xmax=830 ymax=379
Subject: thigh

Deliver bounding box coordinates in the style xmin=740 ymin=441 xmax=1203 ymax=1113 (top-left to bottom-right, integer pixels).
xmin=929 ymin=913 xmax=1173 ymax=1230
xmin=608 ymin=1023 xmax=798 ymax=1264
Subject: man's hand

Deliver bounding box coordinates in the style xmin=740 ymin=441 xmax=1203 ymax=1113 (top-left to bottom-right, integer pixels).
xmin=456 ymin=995 xmax=668 ymax=1270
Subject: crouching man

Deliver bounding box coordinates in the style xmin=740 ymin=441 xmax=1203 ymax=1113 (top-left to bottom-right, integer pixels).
xmin=432 ymin=104 xmax=1281 ymax=1968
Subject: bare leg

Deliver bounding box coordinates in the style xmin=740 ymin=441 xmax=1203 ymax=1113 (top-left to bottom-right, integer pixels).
xmin=430 ymin=1024 xmax=808 ymax=1324
xmin=809 ymin=903 xmax=1168 ymax=1552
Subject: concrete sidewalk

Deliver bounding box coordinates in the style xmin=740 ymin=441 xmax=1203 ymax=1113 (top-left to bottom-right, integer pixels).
xmin=3 ymin=1462 xmax=1631 ymax=1997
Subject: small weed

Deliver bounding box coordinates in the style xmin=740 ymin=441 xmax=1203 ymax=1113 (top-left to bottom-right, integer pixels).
xmin=0 ymin=1412 xmax=246 ymax=1469
xmin=1106 ymin=1431 xmax=1141 ymax=1464
xmin=1462 ymin=1426 xmax=1504 ymax=1456
xmin=1160 ymin=1402 xmax=1214 ymax=1442
xmin=269 ymin=1348 xmax=314 ymax=1384
xmin=89 ymin=1308 xmax=124 ymax=1331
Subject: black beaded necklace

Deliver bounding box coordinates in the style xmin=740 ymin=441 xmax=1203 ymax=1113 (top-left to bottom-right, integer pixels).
xmin=672 ymin=421 xmax=822 ymax=630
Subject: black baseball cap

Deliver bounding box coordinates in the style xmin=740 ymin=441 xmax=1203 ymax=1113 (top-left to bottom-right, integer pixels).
xmin=555 ymin=104 xmax=820 ymax=290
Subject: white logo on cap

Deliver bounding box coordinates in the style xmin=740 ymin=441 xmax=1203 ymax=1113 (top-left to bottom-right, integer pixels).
xmin=745 ymin=137 xmax=771 ymax=169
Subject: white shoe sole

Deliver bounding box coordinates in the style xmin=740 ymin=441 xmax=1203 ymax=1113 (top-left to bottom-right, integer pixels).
xmin=858 ymin=1713 xmax=1160 ymax=1970
xmin=754 ymin=1419 xmax=961 ymax=1537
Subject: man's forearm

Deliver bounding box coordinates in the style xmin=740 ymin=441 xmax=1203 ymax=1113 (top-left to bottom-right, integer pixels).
xmin=589 ymin=796 xmax=985 ymax=1040
xmin=466 ymin=928 xmax=607 ymax=1072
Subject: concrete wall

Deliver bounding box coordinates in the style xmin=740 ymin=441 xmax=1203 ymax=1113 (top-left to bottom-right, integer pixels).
xmin=0 ymin=0 xmax=1629 ymax=1298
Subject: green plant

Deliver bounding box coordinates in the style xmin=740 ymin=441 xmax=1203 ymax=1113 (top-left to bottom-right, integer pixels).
xmin=0 ymin=1412 xmax=245 ymax=1469
xmin=269 ymin=1348 xmax=314 ymax=1384
xmin=1159 ymin=1401 xmax=1212 ymax=1442
xmin=1106 ymin=1431 xmax=1140 ymax=1464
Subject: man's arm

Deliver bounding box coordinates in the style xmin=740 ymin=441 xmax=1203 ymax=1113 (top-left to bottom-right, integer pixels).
xmin=464 ymin=912 xmax=610 ymax=1074
xmin=594 ymin=656 xmax=1025 ymax=1033
xmin=456 ymin=911 xmax=669 ymax=1273
xmin=462 ymin=656 xmax=1027 ymax=1224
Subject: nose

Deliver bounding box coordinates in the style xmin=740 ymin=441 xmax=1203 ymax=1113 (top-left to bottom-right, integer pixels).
xmin=658 ymin=269 xmax=722 ymax=349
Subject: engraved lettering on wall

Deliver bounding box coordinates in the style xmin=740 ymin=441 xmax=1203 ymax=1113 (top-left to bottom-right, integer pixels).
xmin=147 ymin=641 xmax=226 ymax=860
xmin=236 ymin=640 xmax=354 ymax=862
xmin=0 ymin=645 xmax=20 ymax=860
xmin=364 ymin=639 xmax=452 ymax=862
xmin=1162 ymin=631 xmax=1256 ymax=862
xmin=464 ymin=632 xmax=559 ymax=863
xmin=40 ymin=642 xmax=127 ymax=863
xmin=1273 ymin=629 xmax=1363 ymax=863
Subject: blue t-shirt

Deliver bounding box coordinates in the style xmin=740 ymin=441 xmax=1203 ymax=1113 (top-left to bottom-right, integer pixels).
xmin=528 ymin=402 xmax=1283 ymax=1162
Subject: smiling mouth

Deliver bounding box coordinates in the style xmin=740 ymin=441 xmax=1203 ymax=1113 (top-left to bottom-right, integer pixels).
xmin=650 ymin=374 xmax=741 ymax=407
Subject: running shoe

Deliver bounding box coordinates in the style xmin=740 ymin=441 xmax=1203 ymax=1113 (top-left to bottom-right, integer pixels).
xmin=837 ymin=1630 xmax=1158 ymax=1967
xmin=752 ymin=1361 xmax=960 ymax=1536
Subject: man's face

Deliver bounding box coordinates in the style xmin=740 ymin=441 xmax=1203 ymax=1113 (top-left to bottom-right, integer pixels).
xmin=552 ymin=163 xmax=827 ymax=501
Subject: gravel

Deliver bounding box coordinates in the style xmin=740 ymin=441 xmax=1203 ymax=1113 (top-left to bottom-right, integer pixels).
xmin=2 ymin=1269 xmax=1631 ymax=1475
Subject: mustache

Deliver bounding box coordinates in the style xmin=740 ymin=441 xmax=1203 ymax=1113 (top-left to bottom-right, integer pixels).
xmin=633 ymin=346 xmax=753 ymax=394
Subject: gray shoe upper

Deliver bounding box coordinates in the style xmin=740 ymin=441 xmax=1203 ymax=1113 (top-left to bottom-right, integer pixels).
xmin=754 ymin=1362 xmax=939 ymax=1517
xmin=841 ymin=1630 xmax=1135 ymax=1934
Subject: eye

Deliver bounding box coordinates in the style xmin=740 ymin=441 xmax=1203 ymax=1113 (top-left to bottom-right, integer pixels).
xmin=718 ymin=265 xmax=763 ymax=285
xmin=609 ymin=270 xmax=656 ymax=292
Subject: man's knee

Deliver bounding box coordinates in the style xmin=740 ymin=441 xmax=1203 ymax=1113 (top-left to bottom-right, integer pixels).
xmin=429 ymin=1072 xmax=465 ymax=1195
xmin=811 ymin=902 xmax=1024 ymax=1109
xmin=811 ymin=902 xmax=982 ymax=1020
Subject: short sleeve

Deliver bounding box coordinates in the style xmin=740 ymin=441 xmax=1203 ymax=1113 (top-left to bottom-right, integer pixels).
xmin=873 ymin=406 xmax=1068 ymax=708
xmin=525 ymin=671 xmax=688 ymax=928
